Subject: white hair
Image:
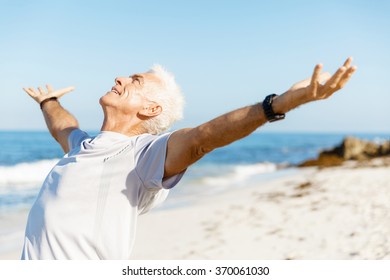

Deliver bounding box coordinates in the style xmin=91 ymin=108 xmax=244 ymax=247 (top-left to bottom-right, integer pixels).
xmin=141 ymin=64 xmax=184 ymax=134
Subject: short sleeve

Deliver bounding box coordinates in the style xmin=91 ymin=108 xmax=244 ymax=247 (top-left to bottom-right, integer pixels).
xmin=135 ymin=133 xmax=185 ymax=190
xmin=67 ymin=129 xmax=90 ymax=151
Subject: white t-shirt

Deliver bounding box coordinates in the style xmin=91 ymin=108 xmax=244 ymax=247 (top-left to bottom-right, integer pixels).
xmin=21 ymin=129 xmax=184 ymax=260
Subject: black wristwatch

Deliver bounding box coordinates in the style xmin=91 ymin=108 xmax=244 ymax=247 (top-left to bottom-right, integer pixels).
xmin=262 ymin=94 xmax=285 ymax=122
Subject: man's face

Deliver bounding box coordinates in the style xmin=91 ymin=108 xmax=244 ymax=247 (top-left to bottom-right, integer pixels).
xmin=100 ymin=72 xmax=162 ymax=115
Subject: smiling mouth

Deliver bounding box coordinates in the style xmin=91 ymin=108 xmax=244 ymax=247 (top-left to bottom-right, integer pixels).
xmin=111 ymin=87 xmax=121 ymax=95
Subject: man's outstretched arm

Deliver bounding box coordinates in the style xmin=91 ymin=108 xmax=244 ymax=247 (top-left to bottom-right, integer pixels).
xmin=164 ymin=57 xmax=357 ymax=178
xmin=23 ymin=85 xmax=78 ymax=153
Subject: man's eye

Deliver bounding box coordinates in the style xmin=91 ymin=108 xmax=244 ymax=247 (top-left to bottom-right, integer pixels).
xmin=131 ymin=76 xmax=143 ymax=85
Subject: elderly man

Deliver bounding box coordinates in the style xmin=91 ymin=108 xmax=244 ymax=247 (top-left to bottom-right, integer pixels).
xmin=21 ymin=58 xmax=356 ymax=259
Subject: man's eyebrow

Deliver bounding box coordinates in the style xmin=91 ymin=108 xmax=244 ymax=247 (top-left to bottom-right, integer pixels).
xmin=130 ymin=74 xmax=143 ymax=79
xmin=130 ymin=74 xmax=144 ymax=85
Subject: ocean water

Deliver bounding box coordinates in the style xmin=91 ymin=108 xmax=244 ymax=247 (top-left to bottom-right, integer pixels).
xmin=0 ymin=130 xmax=389 ymax=214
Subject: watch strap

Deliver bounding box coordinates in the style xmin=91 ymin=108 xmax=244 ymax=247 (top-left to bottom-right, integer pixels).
xmin=262 ymin=94 xmax=285 ymax=122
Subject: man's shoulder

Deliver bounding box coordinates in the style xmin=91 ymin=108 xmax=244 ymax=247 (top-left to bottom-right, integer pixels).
xmin=134 ymin=132 xmax=172 ymax=151
xmin=133 ymin=133 xmax=157 ymax=153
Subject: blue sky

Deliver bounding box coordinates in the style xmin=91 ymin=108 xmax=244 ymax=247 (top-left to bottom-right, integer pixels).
xmin=1 ymin=0 xmax=389 ymax=133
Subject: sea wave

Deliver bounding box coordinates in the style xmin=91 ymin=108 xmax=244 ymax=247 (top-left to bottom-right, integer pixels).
xmin=0 ymin=159 xmax=59 ymax=190
xmin=199 ymin=162 xmax=278 ymax=187
xmin=372 ymin=137 xmax=390 ymax=145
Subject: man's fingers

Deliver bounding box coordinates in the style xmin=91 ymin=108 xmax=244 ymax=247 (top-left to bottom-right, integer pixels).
xmin=343 ymin=57 xmax=353 ymax=68
xmin=51 ymin=86 xmax=75 ymax=98
xmin=335 ymin=57 xmax=355 ymax=88
xmin=288 ymin=57 xmax=357 ymax=104
xmin=320 ymin=57 xmax=356 ymax=96
xmin=38 ymin=87 xmax=46 ymax=95
xmin=46 ymin=84 xmax=54 ymax=92
xmin=338 ymin=65 xmax=357 ymax=88
xmin=324 ymin=66 xmax=347 ymax=92
xmin=23 ymin=85 xmax=75 ymax=103
xmin=310 ymin=64 xmax=322 ymax=97
xmin=310 ymin=64 xmax=322 ymax=84
xmin=347 ymin=65 xmax=357 ymax=77
xmin=23 ymin=87 xmax=38 ymax=97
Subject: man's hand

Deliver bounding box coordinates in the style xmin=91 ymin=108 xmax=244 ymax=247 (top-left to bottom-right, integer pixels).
xmin=23 ymin=84 xmax=78 ymax=153
xmin=23 ymin=84 xmax=75 ymax=104
xmin=273 ymin=57 xmax=357 ymax=113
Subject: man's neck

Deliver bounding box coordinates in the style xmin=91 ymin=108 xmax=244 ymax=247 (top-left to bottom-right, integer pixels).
xmin=100 ymin=118 xmax=146 ymax=137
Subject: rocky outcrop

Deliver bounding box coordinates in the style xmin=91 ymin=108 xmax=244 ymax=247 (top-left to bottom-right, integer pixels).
xmin=299 ymin=137 xmax=390 ymax=168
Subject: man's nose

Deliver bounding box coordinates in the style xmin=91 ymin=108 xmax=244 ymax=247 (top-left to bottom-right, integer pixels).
xmin=115 ymin=77 xmax=130 ymax=86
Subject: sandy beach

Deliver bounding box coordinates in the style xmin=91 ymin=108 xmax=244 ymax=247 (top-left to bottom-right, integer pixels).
xmin=1 ymin=158 xmax=390 ymax=260
xmin=132 ymin=158 xmax=390 ymax=260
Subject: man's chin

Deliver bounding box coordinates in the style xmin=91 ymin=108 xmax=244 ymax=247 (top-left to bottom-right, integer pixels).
xmin=99 ymin=95 xmax=107 ymax=106
xmin=100 ymin=93 xmax=117 ymax=107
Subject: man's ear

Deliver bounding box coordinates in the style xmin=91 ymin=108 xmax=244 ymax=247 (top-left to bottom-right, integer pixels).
xmin=139 ymin=101 xmax=162 ymax=117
